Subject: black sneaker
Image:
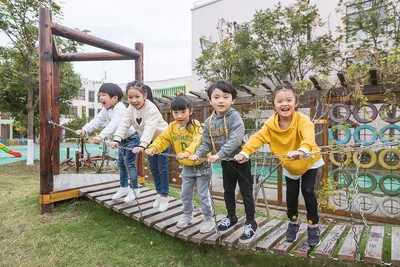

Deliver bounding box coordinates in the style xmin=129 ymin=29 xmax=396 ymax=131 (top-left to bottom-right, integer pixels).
xmin=217 ymin=216 xmax=238 ymax=231
xmin=239 ymin=223 xmax=258 ymax=243
xmin=286 ymin=223 xmax=299 ymax=242
xmin=308 ymin=226 xmax=321 ymax=247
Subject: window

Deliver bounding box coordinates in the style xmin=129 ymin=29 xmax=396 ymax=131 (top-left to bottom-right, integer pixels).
xmin=200 ymin=37 xmax=213 ymax=51
xmin=88 ymin=108 xmax=95 ymax=117
xmin=81 ymin=107 xmax=86 ymax=118
xmin=68 ymin=106 xmax=77 ymax=117
xmin=89 ymin=91 xmax=95 ymax=102
xmin=78 ymin=88 xmax=85 ymax=100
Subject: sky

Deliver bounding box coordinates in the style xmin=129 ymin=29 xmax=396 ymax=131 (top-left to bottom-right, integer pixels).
xmin=59 ymin=0 xmax=194 ymax=83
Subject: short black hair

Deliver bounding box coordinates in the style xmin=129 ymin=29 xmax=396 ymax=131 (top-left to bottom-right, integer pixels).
xmin=99 ymin=83 xmax=123 ymax=101
xmin=272 ymin=86 xmax=299 ymax=105
xmin=206 ymin=80 xmax=237 ymax=99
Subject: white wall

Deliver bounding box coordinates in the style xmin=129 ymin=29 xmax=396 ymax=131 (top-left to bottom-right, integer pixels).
xmin=191 ymin=0 xmax=342 ymax=91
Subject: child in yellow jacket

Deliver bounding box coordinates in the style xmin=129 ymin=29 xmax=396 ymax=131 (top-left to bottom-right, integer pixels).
xmin=235 ymin=86 xmax=324 ymax=247
xmin=145 ymin=93 xmax=215 ymax=234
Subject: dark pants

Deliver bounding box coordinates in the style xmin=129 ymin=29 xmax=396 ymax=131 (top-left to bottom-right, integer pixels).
xmin=147 ymin=146 xmax=170 ymax=196
xmin=221 ymin=160 xmax=255 ymax=223
xmin=286 ymin=168 xmax=319 ymax=224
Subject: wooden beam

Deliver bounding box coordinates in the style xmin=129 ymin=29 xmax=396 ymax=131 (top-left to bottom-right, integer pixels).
xmin=154 ymin=97 xmax=170 ymax=104
xmin=58 ymin=52 xmax=136 ymax=62
xmin=189 ymin=90 xmax=209 ymax=100
xmin=135 ymin=42 xmax=144 ymax=178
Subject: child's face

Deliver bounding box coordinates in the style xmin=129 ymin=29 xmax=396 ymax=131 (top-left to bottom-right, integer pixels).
xmin=209 ymin=88 xmax=234 ymax=115
xmin=127 ymin=87 xmax=146 ymax=109
xmin=172 ymin=108 xmax=192 ymax=128
xmin=99 ymin=92 xmax=118 ymax=109
xmin=273 ymin=89 xmax=298 ymax=119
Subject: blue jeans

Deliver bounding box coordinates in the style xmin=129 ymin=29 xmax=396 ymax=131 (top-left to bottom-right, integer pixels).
xmin=117 ymin=132 xmax=140 ymax=189
xmin=147 ymin=146 xmax=170 ymax=196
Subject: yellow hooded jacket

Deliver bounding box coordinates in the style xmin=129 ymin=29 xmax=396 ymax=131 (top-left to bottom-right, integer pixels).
xmin=148 ymin=120 xmax=209 ymax=166
xmin=241 ymin=112 xmax=321 ymax=176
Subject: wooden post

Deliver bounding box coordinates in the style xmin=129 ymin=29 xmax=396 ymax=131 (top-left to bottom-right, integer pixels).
xmin=53 ymin=60 xmax=60 ymax=175
xmin=76 ymin=151 xmax=80 ymax=173
xmin=277 ymin=164 xmax=283 ymax=205
xmin=135 ymin=42 xmax=145 ymax=177
xmin=39 ymin=8 xmax=54 ymax=213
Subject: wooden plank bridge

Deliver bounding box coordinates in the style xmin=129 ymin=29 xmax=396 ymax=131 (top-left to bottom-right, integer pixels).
xmin=78 ymin=181 xmax=400 ymax=266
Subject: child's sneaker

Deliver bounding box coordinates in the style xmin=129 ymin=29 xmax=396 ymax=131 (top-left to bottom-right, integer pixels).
xmin=111 ymin=187 xmax=130 ymax=200
xmin=307 ymin=226 xmax=321 ymax=247
xmin=177 ymin=215 xmax=195 ymax=228
xmin=200 ymin=218 xmax=215 ymax=234
xmin=239 ymin=223 xmax=258 ymax=243
xmin=286 ymin=222 xmax=300 ymax=242
xmin=217 ymin=216 xmax=238 ymax=232
xmin=124 ymin=187 xmax=140 ymax=203
xmin=153 ymin=195 xmax=161 ymax=209
xmin=158 ymin=196 xmax=169 ymax=212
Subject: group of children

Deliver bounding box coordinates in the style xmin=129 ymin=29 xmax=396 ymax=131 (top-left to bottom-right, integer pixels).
xmin=77 ymin=79 xmax=324 ymax=246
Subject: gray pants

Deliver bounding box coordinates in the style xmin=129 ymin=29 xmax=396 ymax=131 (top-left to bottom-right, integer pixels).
xmin=180 ymin=163 xmax=213 ymax=219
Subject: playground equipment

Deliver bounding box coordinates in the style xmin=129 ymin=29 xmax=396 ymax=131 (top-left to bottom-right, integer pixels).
xmin=0 ymin=142 xmax=22 ymax=157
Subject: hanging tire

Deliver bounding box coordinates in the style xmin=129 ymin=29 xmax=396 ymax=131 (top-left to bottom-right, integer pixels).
xmin=353 ymin=171 xmax=377 ymax=193
xmin=329 ymin=150 xmax=352 ymax=166
xmin=353 ymin=193 xmax=378 ymax=215
xmin=352 ymin=149 xmax=377 ymax=169
xmin=378 ymin=124 xmax=400 ymax=143
xmin=353 ymin=125 xmax=379 ymax=146
xmin=378 ymin=149 xmax=400 ymax=170
xmin=378 ymin=174 xmax=400 ymax=196
xmin=329 ymin=169 xmax=353 ymax=188
xmin=352 ymin=102 xmax=378 ymax=123
xmin=330 ymin=191 xmax=349 ymax=210
xmin=329 ymin=103 xmax=352 ymax=123
xmin=379 ymin=196 xmax=400 ymax=218
xmin=329 ymin=125 xmax=352 ymax=145
xmin=379 ymin=102 xmax=400 ymax=123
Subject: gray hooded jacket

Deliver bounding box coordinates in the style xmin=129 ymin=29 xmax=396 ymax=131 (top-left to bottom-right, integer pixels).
xmin=195 ymin=107 xmax=244 ymax=159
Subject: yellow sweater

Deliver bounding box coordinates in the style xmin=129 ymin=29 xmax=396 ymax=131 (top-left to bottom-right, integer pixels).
xmin=242 ymin=112 xmax=321 ymax=175
xmin=148 ymin=120 xmax=209 ymax=166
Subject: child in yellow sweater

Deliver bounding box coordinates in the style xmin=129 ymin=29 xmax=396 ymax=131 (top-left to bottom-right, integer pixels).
xmin=234 ymin=86 xmax=324 ymax=247
xmin=145 ymin=93 xmax=215 ymax=234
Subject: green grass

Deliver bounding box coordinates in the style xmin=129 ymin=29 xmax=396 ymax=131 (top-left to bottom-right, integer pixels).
xmin=0 ymin=161 xmax=379 ymax=266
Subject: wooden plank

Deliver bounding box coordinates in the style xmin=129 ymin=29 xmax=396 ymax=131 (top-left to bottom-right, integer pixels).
xmin=143 ymin=207 xmax=183 ymax=227
xmin=165 ymin=215 xmax=204 ymax=237
xmin=222 ymin=217 xmax=268 ymax=248
xmin=273 ymin=223 xmax=308 ymax=255
xmin=121 ymin=200 xmax=157 ymax=217
xmin=337 ymin=225 xmax=364 ymax=262
xmin=392 ymin=227 xmax=400 ymax=267
xmin=153 ymin=209 xmax=202 ymax=232
xmin=315 ymin=225 xmax=346 ymax=260
xmin=132 ymin=199 xmax=181 ymax=221
xmin=191 ymin=216 xmax=241 ymax=244
xmin=113 ymin=193 xmax=158 ymax=213
xmin=103 ymin=187 xmax=151 ymax=208
xmin=364 ymin=225 xmax=385 ymax=265
xmin=205 ymin=217 xmax=246 ymax=245
xmin=178 ymin=214 xmax=225 ymax=241
xmin=87 ymin=187 xmax=119 ymax=200
xmin=294 ymin=225 xmax=329 ymax=258
xmin=79 ymin=181 xmax=120 ymax=195
xmin=237 ymin=219 xmax=282 ymax=249
xmin=256 ymin=222 xmax=288 ymax=252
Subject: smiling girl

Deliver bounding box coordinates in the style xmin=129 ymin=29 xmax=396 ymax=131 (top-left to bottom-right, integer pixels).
xmin=109 ymin=81 xmax=170 ymax=212
xmin=234 ymin=86 xmax=324 ymax=248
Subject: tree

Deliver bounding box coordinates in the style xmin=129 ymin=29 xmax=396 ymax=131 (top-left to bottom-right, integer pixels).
xmin=0 ymin=0 xmax=82 ymax=155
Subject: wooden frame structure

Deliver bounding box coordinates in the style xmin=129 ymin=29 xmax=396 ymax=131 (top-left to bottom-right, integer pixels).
xmin=38 ymin=8 xmax=144 ymax=213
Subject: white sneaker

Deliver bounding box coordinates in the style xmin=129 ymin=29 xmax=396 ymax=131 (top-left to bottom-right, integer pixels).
xmin=124 ymin=188 xmax=140 ymax=203
xmin=153 ymin=195 xmax=161 ymax=209
xmin=200 ymin=218 xmax=215 ymax=234
xmin=177 ymin=215 xmax=195 ymax=228
xmin=158 ymin=196 xmax=169 ymax=212
xmin=111 ymin=187 xmax=130 ymax=200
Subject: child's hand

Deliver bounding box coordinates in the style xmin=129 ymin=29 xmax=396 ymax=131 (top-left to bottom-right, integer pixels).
xmin=188 ymin=155 xmax=199 ymax=162
xmin=132 ymin=147 xmax=144 ymax=154
xmin=92 ymin=136 xmax=102 ymax=144
xmin=208 ymin=154 xmax=220 ymax=163
xmin=145 ymin=148 xmax=155 ymax=156
xmin=75 ymin=130 xmax=86 ymax=137
xmin=234 ymin=154 xmax=246 ymax=163
xmin=287 ymin=150 xmax=305 ymax=160
xmin=108 ymin=142 xmax=119 ymax=149
xmin=176 ymin=152 xmax=187 ymax=159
